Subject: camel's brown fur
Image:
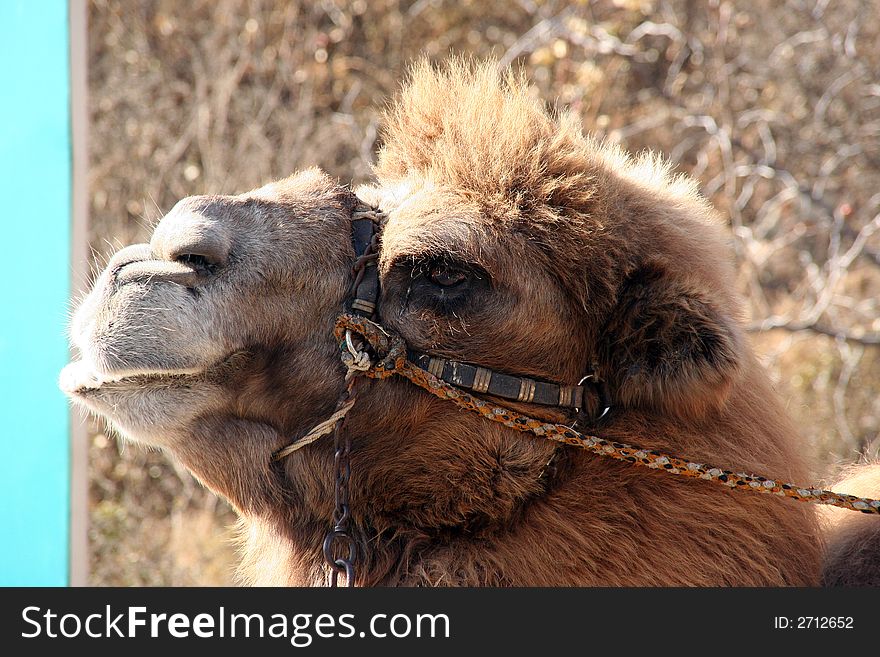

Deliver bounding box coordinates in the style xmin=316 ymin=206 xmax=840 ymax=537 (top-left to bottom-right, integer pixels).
xmin=820 ymin=464 xmax=880 ymax=586
xmin=63 ymin=59 xmax=880 ymax=586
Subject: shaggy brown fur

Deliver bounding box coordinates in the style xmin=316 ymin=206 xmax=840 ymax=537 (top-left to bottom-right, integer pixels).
xmin=63 ymin=59 xmax=878 ymax=586
xmin=354 ymin=59 xmax=825 ymax=584
xmin=820 ymin=464 xmax=880 ymax=586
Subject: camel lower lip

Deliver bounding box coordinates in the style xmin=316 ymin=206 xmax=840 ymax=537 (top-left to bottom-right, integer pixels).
xmin=59 ymin=361 xmax=105 ymax=393
xmin=59 ymin=360 xmax=195 ymax=394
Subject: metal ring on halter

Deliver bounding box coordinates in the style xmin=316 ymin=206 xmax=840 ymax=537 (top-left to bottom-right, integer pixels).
xmin=343 ymin=329 xmax=373 ymax=375
xmin=345 ymin=329 xmax=364 ymax=359
xmin=576 ymin=373 xmax=612 ymax=421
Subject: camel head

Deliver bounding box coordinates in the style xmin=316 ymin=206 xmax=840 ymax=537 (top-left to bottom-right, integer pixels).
xmin=62 ymin=169 xmax=365 ymax=512
xmin=63 ymin=60 xmax=826 ymax=586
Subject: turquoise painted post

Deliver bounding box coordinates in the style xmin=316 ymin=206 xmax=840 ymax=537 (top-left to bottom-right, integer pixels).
xmin=0 ymin=1 xmax=72 ymax=585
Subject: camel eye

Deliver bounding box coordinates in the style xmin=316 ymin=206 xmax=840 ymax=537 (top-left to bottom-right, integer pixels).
xmin=429 ymin=264 xmax=467 ymax=287
xmin=395 ymin=255 xmax=489 ymax=314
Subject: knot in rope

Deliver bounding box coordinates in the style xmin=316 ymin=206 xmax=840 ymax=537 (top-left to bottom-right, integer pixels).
xmin=334 ymin=313 xmax=407 ymax=380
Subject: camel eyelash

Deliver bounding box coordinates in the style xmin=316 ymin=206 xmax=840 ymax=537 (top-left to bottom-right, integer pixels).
xmin=389 ymin=254 xmax=491 ymax=318
xmin=405 ymin=255 xmax=485 ymax=284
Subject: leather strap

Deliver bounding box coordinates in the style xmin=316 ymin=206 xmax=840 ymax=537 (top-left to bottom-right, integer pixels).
xmin=346 ymin=212 xmax=381 ymax=319
xmin=408 ymin=350 xmax=601 ymax=410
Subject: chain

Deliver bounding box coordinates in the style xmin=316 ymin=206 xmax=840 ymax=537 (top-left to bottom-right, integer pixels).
xmin=321 ymin=375 xmax=360 ymax=587
xmin=320 ymin=209 xmax=381 ymax=588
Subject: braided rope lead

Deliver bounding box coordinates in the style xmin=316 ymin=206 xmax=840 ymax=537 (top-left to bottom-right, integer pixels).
xmin=334 ymin=313 xmax=880 ymax=515
xmin=273 ymin=399 xmax=356 ymax=460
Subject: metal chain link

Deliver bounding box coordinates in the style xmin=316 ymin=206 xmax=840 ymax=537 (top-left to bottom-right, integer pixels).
xmin=322 ymin=376 xmax=359 ymax=587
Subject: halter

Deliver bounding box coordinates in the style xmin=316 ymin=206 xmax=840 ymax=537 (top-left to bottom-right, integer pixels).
xmin=274 ymin=201 xmax=880 ymax=587
xmin=345 ymin=207 xmax=611 ymax=417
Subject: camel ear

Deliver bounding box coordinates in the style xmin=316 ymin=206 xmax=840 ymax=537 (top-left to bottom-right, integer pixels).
xmin=597 ymin=262 xmax=742 ymax=418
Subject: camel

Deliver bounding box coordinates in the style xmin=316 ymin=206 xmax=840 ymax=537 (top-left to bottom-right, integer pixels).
xmin=62 ymin=60 xmax=878 ymax=586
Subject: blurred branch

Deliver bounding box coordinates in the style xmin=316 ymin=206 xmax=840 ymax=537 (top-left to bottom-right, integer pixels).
xmin=498 ymin=6 xmax=576 ymax=68
xmin=747 ymin=321 xmax=880 ymax=347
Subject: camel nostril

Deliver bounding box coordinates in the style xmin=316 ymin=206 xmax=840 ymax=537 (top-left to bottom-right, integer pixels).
xmin=151 ymin=203 xmax=233 ymax=273
xmin=164 ymin=229 xmax=231 ymax=271
xmin=174 ymin=252 xmax=219 ymax=275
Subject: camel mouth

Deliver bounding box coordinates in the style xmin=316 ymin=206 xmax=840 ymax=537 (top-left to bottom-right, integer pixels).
xmin=59 ymin=349 xmax=251 ymax=396
xmin=115 ymin=257 xmax=204 ymax=287
xmin=59 ymin=359 xmax=204 ymax=395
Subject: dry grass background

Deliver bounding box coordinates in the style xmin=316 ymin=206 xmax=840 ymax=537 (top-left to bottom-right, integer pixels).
xmin=86 ymin=0 xmax=880 ymax=585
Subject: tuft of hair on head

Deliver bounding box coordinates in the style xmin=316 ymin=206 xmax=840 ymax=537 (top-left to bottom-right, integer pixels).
xmin=374 ymin=56 xmax=601 ymax=215
xmin=375 ymin=57 xmax=706 ymax=220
